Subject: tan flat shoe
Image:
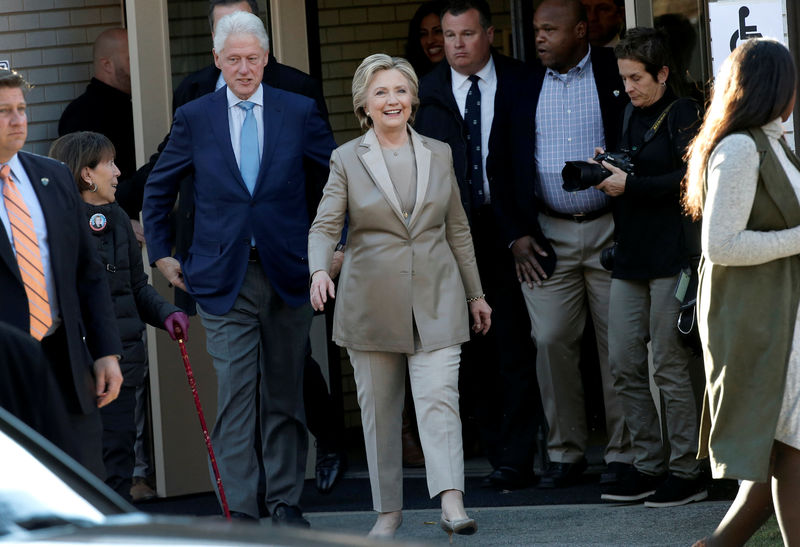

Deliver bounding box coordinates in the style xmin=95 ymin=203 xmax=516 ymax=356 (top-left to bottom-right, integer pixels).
xmin=439 ymin=515 xmax=477 ymax=543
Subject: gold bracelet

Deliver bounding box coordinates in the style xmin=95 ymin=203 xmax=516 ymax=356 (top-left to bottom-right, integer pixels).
xmin=466 ymin=294 xmax=485 ymax=303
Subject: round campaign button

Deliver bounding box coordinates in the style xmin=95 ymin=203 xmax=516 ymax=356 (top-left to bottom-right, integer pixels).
xmin=89 ymin=213 xmax=107 ymax=232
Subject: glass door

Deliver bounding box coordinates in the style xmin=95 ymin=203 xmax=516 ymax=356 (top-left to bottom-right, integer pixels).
xmin=631 ymin=0 xmax=711 ymax=102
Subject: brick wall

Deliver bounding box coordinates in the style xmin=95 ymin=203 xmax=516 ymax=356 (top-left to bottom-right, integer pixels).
xmin=318 ymin=0 xmax=513 ymax=146
xmin=0 ymin=0 xmax=124 ymax=156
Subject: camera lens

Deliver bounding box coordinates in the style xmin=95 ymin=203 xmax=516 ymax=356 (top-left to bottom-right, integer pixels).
xmin=561 ymin=161 xmax=609 ymax=192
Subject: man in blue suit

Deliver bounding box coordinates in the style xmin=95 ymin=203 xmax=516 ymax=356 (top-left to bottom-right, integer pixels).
xmin=143 ymin=12 xmax=335 ymax=525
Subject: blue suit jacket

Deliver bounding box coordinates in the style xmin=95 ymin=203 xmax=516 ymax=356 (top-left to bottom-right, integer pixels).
xmin=143 ymin=84 xmax=335 ymax=314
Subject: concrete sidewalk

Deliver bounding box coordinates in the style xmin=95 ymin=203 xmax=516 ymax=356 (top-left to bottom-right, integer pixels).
xmin=306 ymin=501 xmax=730 ymax=546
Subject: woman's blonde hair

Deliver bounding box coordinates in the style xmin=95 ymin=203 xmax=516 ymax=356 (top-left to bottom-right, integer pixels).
xmin=683 ymin=38 xmax=796 ymax=219
xmin=352 ymin=53 xmax=420 ymax=131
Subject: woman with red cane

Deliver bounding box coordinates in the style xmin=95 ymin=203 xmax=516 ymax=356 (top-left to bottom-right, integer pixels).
xmin=49 ymin=131 xmax=189 ymax=502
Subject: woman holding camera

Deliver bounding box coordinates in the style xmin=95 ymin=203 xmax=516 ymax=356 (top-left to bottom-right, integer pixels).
xmin=685 ymin=38 xmax=800 ymax=546
xmin=594 ymin=27 xmax=705 ymax=507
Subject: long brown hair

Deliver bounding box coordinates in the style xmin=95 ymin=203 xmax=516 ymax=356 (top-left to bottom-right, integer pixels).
xmin=683 ymin=39 xmax=796 ymax=219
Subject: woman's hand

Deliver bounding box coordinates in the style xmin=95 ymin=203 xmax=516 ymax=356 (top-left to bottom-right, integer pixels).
xmin=469 ymin=297 xmax=492 ymax=335
xmin=164 ymin=311 xmax=190 ymax=341
xmin=595 ymin=161 xmax=628 ymax=197
xmin=310 ymin=270 xmax=335 ymax=311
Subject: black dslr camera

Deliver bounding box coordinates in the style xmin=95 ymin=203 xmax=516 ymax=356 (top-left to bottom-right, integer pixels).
xmin=561 ymin=151 xmax=635 ymax=192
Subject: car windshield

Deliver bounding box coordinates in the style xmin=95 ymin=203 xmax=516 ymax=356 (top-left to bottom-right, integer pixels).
xmin=0 ymin=430 xmax=105 ymax=528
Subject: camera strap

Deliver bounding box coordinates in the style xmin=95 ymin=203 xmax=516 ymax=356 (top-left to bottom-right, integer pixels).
xmin=623 ymin=99 xmax=679 ymax=159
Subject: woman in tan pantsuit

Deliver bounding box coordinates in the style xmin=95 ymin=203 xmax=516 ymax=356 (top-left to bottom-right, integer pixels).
xmin=309 ymin=54 xmax=491 ymax=540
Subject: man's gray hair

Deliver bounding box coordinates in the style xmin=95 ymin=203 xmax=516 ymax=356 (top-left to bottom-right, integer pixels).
xmin=213 ymin=11 xmax=269 ymax=52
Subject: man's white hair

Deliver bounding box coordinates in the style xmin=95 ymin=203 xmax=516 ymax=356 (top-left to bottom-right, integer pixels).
xmin=213 ymin=11 xmax=269 ymax=53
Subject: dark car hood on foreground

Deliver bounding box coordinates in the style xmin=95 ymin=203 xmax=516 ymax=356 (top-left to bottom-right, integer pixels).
xmin=3 ymin=513 xmax=425 ymax=546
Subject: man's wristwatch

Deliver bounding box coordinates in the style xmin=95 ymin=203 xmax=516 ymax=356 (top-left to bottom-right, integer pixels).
xmin=335 ymin=243 xmax=346 ymax=252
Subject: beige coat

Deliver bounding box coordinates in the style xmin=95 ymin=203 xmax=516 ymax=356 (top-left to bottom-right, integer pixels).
xmin=308 ymin=127 xmax=483 ymax=353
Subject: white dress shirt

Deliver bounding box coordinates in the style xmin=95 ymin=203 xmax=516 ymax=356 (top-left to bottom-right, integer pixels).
xmin=226 ymin=85 xmax=264 ymax=168
xmin=451 ymin=56 xmax=496 ymax=203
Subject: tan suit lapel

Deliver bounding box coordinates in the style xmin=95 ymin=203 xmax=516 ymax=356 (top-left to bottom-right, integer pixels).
xmin=357 ymin=129 xmax=407 ymax=224
xmin=407 ymin=127 xmax=431 ymax=228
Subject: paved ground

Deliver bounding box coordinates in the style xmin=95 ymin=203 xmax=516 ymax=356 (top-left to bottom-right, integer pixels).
xmin=303 ymin=501 xmax=729 ymax=546
xmin=139 ymin=454 xmax=734 ymax=545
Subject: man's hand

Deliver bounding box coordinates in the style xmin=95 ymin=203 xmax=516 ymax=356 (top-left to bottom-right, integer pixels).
xmin=511 ymin=235 xmax=549 ymax=288
xmin=469 ymin=297 xmax=492 ymax=335
xmin=94 ymin=355 xmax=122 ymax=408
xmin=130 ymin=219 xmax=145 ymax=247
xmin=310 ymin=270 xmax=335 ymax=311
xmin=594 ymin=161 xmax=628 ymax=197
xmin=329 ymin=250 xmax=345 ymax=279
xmin=156 ymin=257 xmax=186 ymax=291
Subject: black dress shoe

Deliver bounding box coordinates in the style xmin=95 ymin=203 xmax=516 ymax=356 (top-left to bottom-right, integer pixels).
xmin=229 ymin=511 xmax=258 ymax=522
xmin=316 ymin=451 xmax=347 ymax=495
xmin=480 ymin=466 xmax=534 ymax=490
xmin=538 ymin=458 xmax=588 ymax=489
xmin=271 ymin=504 xmax=310 ymax=528
xmin=600 ymin=461 xmax=634 ymax=485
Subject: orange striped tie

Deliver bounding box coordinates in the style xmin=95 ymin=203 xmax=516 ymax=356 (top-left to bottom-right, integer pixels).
xmin=2 ymin=164 xmax=52 ymax=340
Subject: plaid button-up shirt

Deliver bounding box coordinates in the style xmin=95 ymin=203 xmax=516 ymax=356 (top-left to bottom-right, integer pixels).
xmin=535 ymin=49 xmax=610 ymax=214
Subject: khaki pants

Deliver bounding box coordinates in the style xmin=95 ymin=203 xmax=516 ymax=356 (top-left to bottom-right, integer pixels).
xmin=608 ymin=276 xmax=701 ymax=478
xmin=348 ymin=344 xmax=463 ymax=512
xmin=521 ymin=212 xmax=631 ymax=464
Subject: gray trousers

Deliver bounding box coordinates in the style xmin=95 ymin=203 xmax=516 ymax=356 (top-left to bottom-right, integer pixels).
xmin=197 ymin=263 xmax=312 ymax=517
xmin=347 ymin=344 xmax=463 ymax=512
xmin=522 ymin=213 xmax=632 ymax=464
xmin=607 ymin=276 xmax=701 ymax=479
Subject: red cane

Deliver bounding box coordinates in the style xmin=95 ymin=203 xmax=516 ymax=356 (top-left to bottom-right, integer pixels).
xmin=173 ymin=325 xmax=231 ymax=520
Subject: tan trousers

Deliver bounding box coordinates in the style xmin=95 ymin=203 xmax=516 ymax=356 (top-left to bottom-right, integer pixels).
xmin=347 ymin=344 xmax=463 ymax=512
xmin=521 ymin=212 xmax=632 ymax=464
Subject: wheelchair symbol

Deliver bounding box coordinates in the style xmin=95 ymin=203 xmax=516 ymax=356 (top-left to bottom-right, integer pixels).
xmin=730 ymin=6 xmax=762 ymax=51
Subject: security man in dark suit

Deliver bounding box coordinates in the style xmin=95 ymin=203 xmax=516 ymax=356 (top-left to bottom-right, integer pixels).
xmin=414 ymin=0 xmax=542 ymax=491
xmin=0 ymin=69 xmax=123 ymax=476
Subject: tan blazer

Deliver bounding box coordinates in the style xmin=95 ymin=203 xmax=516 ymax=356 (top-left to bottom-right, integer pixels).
xmin=308 ymin=127 xmax=483 ymax=353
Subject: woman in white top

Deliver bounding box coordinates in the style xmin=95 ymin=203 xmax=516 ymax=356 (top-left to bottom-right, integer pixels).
xmin=684 ymin=38 xmax=800 ymax=546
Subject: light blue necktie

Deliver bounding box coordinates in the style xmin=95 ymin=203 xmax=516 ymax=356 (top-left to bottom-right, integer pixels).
xmin=237 ymin=100 xmax=259 ymax=195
